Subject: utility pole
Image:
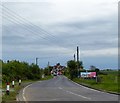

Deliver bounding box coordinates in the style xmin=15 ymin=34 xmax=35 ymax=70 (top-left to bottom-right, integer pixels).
xmin=77 ymin=46 xmax=79 ymax=78
xmin=77 ymin=46 xmax=79 ymax=62
xmin=74 ymin=54 xmax=76 ymax=61
xmin=36 ymin=57 xmax=38 ymax=65
xmin=48 ymin=61 xmax=50 ymax=75
xmin=48 ymin=61 xmax=50 ymax=67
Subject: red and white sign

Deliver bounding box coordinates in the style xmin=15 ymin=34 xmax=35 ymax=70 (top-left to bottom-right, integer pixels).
xmin=81 ymin=72 xmax=96 ymax=78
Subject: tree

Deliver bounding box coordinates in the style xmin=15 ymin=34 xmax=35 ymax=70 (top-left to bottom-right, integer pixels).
xmin=44 ymin=67 xmax=50 ymax=76
xmin=2 ymin=60 xmax=42 ymax=82
xmin=67 ymin=60 xmax=77 ymax=80
xmin=90 ymin=65 xmax=96 ymax=70
xmin=29 ymin=63 xmax=41 ymax=79
xmin=95 ymin=68 xmax=100 ymax=76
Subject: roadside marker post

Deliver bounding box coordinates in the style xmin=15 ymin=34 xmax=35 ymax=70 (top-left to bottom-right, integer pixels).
xmin=42 ymin=74 xmax=45 ymax=79
xmin=19 ymin=79 xmax=21 ymax=86
xmin=6 ymin=82 xmax=10 ymax=95
xmin=12 ymin=80 xmax=15 ymax=88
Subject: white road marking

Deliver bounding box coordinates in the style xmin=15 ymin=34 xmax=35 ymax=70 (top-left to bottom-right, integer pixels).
xmin=67 ymin=77 xmax=103 ymax=93
xmin=16 ymin=97 xmax=19 ymax=101
xmin=22 ymin=81 xmax=42 ymax=101
xmin=66 ymin=77 xmax=118 ymax=96
xmin=66 ymin=90 xmax=91 ymax=100
xmin=58 ymin=87 xmax=63 ymax=90
xmin=58 ymin=86 xmax=91 ymax=100
xmin=54 ymin=76 xmax=61 ymax=84
xmin=73 ymin=81 xmax=97 ymax=90
xmin=51 ymin=98 xmax=58 ymax=101
xmin=23 ymin=84 xmax=31 ymax=101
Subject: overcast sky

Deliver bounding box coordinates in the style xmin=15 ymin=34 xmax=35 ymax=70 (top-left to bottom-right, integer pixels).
xmin=1 ymin=0 xmax=118 ymax=69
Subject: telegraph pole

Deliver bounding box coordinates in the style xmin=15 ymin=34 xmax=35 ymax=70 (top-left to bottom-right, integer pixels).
xmin=77 ymin=46 xmax=79 ymax=62
xmin=48 ymin=61 xmax=50 ymax=67
xmin=36 ymin=57 xmax=38 ymax=65
xmin=48 ymin=61 xmax=50 ymax=75
xmin=77 ymin=46 xmax=79 ymax=77
xmin=74 ymin=54 xmax=76 ymax=61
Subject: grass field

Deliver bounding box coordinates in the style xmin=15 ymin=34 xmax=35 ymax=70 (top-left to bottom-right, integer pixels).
xmin=73 ymin=70 xmax=119 ymax=93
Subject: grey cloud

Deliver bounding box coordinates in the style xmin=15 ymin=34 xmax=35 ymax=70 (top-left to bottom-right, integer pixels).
xmin=2 ymin=24 xmax=57 ymax=46
xmin=46 ymin=33 xmax=117 ymax=51
xmin=2 ymin=0 xmax=118 ymax=69
xmin=2 ymin=19 xmax=117 ymax=52
xmin=44 ymin=16 xmax=117 ymax=50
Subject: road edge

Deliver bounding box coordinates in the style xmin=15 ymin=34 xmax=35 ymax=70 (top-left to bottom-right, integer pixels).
xmin=64 ymin=76 xmax=119 ymax=95
xmin=16 ymin=82 xmax=33 ymax=102
xmin=16 ymin=80 xmax=44 ymax=101
xmin=16 ymin=75 xmax=53 ymax=101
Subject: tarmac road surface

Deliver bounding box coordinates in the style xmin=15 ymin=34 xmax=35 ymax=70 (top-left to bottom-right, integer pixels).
xmin=17 ymin=75 xmax=118 ymax=101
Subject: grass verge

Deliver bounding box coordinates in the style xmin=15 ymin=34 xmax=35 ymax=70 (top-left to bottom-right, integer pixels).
xmin=73 ymin=77 xmax=119 ymax=94
xmin=66 ymin=71 xmax=119 ymax=94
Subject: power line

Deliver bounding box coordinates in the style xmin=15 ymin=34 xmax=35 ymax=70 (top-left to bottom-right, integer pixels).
xmin=2 ymin=13 xmax=75 ymax=53
xmin=2 ymin=8 xmax=68 ymax=48
xmin=1 ymin=4 xmax=77 ymax=47
xmin=1 ymin=4 xmax=78 ymax=57
xmin=1 ymin=4 xmax=57 ymax=41
xmin=2 ymin=13 xmax=48 ymax=41
xmin=3 ymin=18 xmax=44 ymax=41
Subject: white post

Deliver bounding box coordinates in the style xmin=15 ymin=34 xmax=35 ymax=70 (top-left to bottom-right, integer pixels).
xmin=19 ymin=79 xmax=21 ymax=85
xmin=42 ymin=74 xmax=45 ymax=79
xmin=6 ymin=82 xmax=10 ymax=95
xmin=12 ymin=80 xmax=14 ymax=88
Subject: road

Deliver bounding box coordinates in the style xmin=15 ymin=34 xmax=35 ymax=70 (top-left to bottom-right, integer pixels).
xmin=17 ymin=75 xmax=118 ymax=101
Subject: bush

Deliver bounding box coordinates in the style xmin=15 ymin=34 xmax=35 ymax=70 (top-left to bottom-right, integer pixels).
xmin=2 ymin=60 xmax=42 ymax=82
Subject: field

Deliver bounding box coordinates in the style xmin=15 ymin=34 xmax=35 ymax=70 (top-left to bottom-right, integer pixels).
xmin=73 ymin=70 xmax=119 ymax=93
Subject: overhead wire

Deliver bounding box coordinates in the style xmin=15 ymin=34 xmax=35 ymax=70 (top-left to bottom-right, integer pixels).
xmin=2 ymin=4 xmax=77 ymax=44
xmin=2 ymin=11 xmax=49 ymax=41
xmin=2 ymin=4 xmax=57 ymax=39
xmin=2 ymin=3 xmax=76 ymax=57
xmin=1 ymin=4 xmax=58 ymax=42
xmin=2 ymin=4 xmax=77 ymax=47
xmin=2 ymin=7 xmax=72 ymax=48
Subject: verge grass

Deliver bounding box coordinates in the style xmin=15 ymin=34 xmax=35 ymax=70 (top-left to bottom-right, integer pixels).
xmin=72 ymin=71 xmax=119 ymax=93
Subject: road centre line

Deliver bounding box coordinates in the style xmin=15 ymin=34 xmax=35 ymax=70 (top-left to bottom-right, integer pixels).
xmin=58 ymin=87 xmax=63 ymax=90
xmin=54 ymin=76 xmax=61 ymax=84
xmin=66 ymin=90 xmax=91 ymax=100
xmin=58 ymin=86 xmax=91 ymax=100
